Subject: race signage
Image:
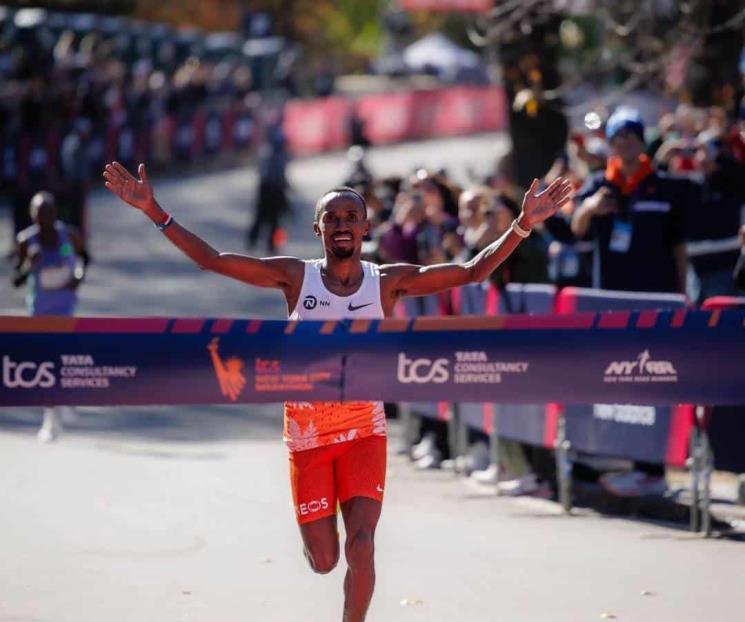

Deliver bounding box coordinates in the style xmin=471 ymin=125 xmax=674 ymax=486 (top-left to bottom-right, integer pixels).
xmin=1 ymin=310 xmax=743 ymax=407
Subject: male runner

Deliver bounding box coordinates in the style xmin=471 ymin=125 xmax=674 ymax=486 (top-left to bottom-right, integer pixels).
xmin=13 ymin=191 xmax=88 ymax=441
xmin=104 ymin=161 xmax=572 ymax=622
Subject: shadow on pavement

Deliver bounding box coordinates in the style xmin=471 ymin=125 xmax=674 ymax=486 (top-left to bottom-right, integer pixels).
xmin=0 ymin=403 xmax=284 ymax=445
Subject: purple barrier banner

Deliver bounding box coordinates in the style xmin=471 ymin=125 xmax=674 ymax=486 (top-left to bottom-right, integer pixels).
xmin=564 ymin=404 xmax=675 ymax=463
xmin=1 ymin=310 xmax=743 ymax=407
xmin=458 ymin=402 xmax=549 ymax=446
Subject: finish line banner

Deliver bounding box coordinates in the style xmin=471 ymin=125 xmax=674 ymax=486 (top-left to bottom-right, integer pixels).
xmin=1 ymin=310 xmax=743 ymax=407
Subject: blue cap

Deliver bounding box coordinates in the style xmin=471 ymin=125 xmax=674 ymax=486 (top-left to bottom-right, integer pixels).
xmin=605 ymin=107 xmax=645 ymax=143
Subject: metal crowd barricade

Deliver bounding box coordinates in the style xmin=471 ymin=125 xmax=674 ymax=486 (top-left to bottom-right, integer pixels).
xmin=395 ymin=295 xmax=452 ymax=455
xmin=693 ymin=296 xmax=745 ymax=535
xmin=448 ymin=282 xmax=498 ymax=469
xmin=450 ymin=283 xmax=557 ymax=487
xmin=406 ymin=283 xmax=741 ymax=531
xmin=554 ymin=287 xmax=690 ymax=515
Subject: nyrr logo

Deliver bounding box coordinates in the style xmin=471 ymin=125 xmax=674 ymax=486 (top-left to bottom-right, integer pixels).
xmin=604 ymin=350 xmax=678 ymax=383
xmin=2 ymin=356 xmax=56 ymax=389
xmin=397 ymin=353 xmax=450 ymax=384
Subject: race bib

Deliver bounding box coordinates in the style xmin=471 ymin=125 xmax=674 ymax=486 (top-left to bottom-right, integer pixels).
xmin=39 ymin=265 xmax=72 ymax=290
xmin=609 ymin=220 xmax=632 ymax=253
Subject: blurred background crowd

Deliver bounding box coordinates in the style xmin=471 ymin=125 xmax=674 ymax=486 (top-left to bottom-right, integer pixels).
xmin=351 ymin=98 xmax=745 ymax=306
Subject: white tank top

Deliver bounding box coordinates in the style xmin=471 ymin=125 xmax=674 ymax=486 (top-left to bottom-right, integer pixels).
xmin=284 ymin=259 xmax=386 ymax=452
xmin=289 ymin=259 xmax=385 ymax=320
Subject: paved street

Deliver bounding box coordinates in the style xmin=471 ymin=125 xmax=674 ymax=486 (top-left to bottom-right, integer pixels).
xmin=1 ymin=134 xmax=743 ymax=622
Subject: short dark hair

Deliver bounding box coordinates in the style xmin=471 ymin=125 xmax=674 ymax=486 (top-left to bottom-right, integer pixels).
xmin=314 ymin=187 xmax=366 ymax=222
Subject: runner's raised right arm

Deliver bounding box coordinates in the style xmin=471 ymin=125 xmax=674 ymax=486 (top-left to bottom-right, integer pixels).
xmin=104 ymin=162 xmax=301 ymax=290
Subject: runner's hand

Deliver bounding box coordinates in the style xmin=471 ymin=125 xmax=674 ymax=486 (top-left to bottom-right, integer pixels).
xmin=519 ymin=176 xmax=574 ymax=228
xmin=103 ymin=162 xmax=157 ymax=215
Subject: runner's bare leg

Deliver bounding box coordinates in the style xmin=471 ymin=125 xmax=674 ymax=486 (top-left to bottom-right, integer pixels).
xmin=299 ymin=514 xmax=339 ymax=574
xmin=340 ymin=497 xmax=382 ymax=622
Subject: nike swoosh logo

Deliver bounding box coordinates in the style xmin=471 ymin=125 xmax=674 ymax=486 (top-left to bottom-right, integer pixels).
xmin=348 ymin=302 xmax=373 ymax=312
xmin=376 ymin=485 xmax=384 ymax=493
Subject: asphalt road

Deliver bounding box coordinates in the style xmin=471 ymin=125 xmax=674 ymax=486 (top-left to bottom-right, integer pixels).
xmin=1 ymin=134 xmax=744 ymax=622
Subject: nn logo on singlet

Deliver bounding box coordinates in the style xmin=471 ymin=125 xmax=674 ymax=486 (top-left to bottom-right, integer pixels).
xmin=302 ymin=295 xmax=330 ymax=310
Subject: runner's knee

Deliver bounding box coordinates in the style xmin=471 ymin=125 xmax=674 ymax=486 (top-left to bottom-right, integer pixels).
xmin=345 ymin=529 xmax=375 ymax=570
xmin=306 ymin=544 xmax=339 ymax=574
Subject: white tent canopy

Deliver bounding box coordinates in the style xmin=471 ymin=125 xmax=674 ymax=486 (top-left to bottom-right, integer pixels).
xmin=402 ymin=32 xmax=483 ymax=77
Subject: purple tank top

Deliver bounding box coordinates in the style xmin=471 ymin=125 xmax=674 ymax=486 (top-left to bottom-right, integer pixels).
xmin=25 ymin=221 xmax=78 ymax=316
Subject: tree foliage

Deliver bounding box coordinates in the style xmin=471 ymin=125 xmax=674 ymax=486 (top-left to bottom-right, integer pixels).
xmin=134 ymin=0 xmax=242 ymax=31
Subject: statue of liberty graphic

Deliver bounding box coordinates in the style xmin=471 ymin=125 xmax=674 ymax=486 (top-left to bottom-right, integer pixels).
xmin=207 ymin=337 xmax=246 ymax=401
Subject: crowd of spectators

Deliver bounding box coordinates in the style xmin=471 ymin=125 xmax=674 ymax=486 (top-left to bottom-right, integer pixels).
xmin=352 ymin=101 xmax=745 ymax=304
xmin=344 ymin=100 xmax=745 ymax=497
xmin=0 ymin=8 xmax=291 ymax=237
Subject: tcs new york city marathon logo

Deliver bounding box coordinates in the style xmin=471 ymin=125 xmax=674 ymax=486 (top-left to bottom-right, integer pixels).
xmin=207 ymin=337 xmax=247 ymax=401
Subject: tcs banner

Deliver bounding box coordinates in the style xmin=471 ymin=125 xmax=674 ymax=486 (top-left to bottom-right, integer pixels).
xmin=0 ymin=310 xmax=743 ymax=407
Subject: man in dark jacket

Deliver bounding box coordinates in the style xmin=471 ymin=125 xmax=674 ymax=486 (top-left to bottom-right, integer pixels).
xmin=687 ymin=135 xmax=745 ymax=302
xmin=571 ymin=107 xmax=690 ymax=498
xmin=572 ymin=107 xmax=689 ymax=295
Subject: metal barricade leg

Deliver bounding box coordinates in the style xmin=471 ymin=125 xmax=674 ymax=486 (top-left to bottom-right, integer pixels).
xmin=447 ymin=404 xmax=461 ymax=475
xmin=689 ymin=424 xmax=700 ymax=532
xmin=737 ymin=474 xmax=745 ymax=506
xmin=701 ymin=426 xmax=714 ymax=538
xmin=554 ymin=414 xmax=573 ymax=514
xmin=456 ymin=408 xmax=469 ymax=475
xmin=689 ymin=407 xmax=705 ymax=532
xmin=400 ymin=404 xmax=416 ymax=459
xmin=489 ymin=409 xmax=500 ymax=496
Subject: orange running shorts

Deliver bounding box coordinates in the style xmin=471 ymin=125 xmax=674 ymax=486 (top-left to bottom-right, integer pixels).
xmin=289 ymin=435 xmax=387 ymax=525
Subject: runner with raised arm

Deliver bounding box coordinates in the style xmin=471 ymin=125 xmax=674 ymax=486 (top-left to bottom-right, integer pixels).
xmin=103 ymin=161 xmax=572 ymax=622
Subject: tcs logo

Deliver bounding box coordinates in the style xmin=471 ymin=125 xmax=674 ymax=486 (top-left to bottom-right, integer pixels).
xmin=297 ymin=497 xmax=329 ymax=516
xmin=2 ymin=356 xmax=56 ymax=389
xmin=397 ymin=352 xmax=449 ymax=384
